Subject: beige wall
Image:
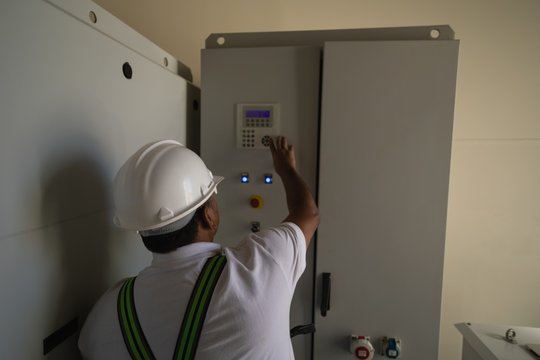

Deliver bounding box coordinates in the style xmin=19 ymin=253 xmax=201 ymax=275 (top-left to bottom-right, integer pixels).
xmin=92 ymin=0 xmax=540 ymax=358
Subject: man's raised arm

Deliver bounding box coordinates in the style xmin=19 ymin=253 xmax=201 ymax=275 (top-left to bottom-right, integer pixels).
xmin=269 ymin=136 xmax=320 ymax=246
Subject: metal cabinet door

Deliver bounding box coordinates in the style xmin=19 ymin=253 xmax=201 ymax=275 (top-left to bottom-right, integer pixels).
xmin=315 ymin=40 xmax=459 ymax=359
xmin=201 ymin=45 xmax=321 ymax=360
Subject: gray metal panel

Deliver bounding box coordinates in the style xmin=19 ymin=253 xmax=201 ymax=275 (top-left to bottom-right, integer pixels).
xmin=0 ymin=0 xmax=191 ymax=357
xmin=206 ymin=25 xmax=454 ymax=49
xmin=201 ymin=46 xmax=320 ymax=360
xmin=0 ymin=0 xmax=190 ymax=240
xmin=315 ymin=40 xmax=459 ymax=359
xmin=45 ymin=0 xmax=193 ymax=81
xmin=462 ymin=340 xmax=484 ymax=360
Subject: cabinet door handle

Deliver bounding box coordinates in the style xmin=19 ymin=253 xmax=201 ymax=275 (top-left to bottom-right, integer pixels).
xmin=321 ymin=272 xmax=331 ymax=317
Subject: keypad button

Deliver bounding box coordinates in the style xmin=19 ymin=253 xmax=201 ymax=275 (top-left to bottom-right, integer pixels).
xmin=262 ymin=135 xmax=272 ymax=147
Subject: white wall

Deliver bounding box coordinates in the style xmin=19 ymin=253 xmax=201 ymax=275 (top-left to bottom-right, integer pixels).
xmin=93 ymin=0 xmax=539 ymax=358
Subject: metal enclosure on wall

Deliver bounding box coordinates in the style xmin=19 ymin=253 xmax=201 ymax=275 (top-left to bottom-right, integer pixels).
xmin=0 ymin=0 xmax=198 ymax=357
xmin=202 ymin=27 xmax=458 ymax=359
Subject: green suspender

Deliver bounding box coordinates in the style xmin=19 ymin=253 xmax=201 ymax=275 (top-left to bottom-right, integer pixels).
xmin=174 ymin=253 xmax=227 ymax=360
xmin=118 ymin=277 xmax=156 ymax=360
xmin=118 ymin=253 xmax=227 ymax=360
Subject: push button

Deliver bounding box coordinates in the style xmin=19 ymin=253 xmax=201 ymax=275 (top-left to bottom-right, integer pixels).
xmin=249 ymin=195 xmax=264 ymax=209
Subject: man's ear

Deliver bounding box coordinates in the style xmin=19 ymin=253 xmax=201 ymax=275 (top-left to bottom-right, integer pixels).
xmin=201 ymin=205 xmax=218 ymax=231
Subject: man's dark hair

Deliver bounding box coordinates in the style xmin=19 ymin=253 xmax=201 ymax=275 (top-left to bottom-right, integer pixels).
xmin=141 ymin=201 xmax=209 ymax=254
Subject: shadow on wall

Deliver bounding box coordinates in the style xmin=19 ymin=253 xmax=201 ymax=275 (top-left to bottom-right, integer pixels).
xmin=41 ymin=151 xmax=112 ymax=359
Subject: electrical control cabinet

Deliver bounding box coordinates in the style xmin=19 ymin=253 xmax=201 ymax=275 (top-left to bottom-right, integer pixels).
xmin=202 ymin=27 xmax=458 ymax=359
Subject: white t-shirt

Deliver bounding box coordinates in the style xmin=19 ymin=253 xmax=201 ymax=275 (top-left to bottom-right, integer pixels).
xmin=79 ymin=222 xmax=306 ymax=360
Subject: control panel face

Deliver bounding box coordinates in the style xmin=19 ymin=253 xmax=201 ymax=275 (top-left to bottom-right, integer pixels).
xmin=236 ymin=103 xmax=280 ymax=149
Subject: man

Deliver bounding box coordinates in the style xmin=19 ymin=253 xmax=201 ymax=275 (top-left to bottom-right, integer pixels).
xmin=79 ymin=136 xmax=319 ymax=359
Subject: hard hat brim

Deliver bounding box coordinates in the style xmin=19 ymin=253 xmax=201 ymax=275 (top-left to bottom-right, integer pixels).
xmin=136 ymin=175 xmax=224 ymax=232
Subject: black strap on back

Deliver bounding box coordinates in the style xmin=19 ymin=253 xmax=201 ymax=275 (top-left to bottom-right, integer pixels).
xmin=117 ymin=253 xmax=227 ymax=360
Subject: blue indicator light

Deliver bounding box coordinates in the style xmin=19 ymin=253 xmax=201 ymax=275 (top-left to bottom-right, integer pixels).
xmin=241 ymin=173 xmax=249 ymax=184
xmin=264 ymin=174 xmax=273 ymax=184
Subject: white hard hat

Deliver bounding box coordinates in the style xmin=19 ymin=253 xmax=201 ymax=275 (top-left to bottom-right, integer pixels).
xmin=113 ymin=140 xmax=224 ymax=235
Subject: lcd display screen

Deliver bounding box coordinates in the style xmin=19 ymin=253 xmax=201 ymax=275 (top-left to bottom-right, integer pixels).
xmin=245 ymin=110 xmax=271 ymax=118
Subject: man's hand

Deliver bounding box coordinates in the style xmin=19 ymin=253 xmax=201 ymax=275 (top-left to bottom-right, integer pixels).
xmin=269 ymin=136 xmax=319 ymax=246
xmin=269 ymin=136 xmax=296 ymax=175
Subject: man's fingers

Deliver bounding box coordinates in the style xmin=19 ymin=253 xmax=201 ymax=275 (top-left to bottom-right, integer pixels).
xmin=272 ymin=136 xmax=292 ymax=153
xmin=275 ymin=136 xmax=288 ymax=150
xmin=282 ymin=137 xmax=288 ymax=149
xmin=269 ymin=137 xmax=277 ymax=152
